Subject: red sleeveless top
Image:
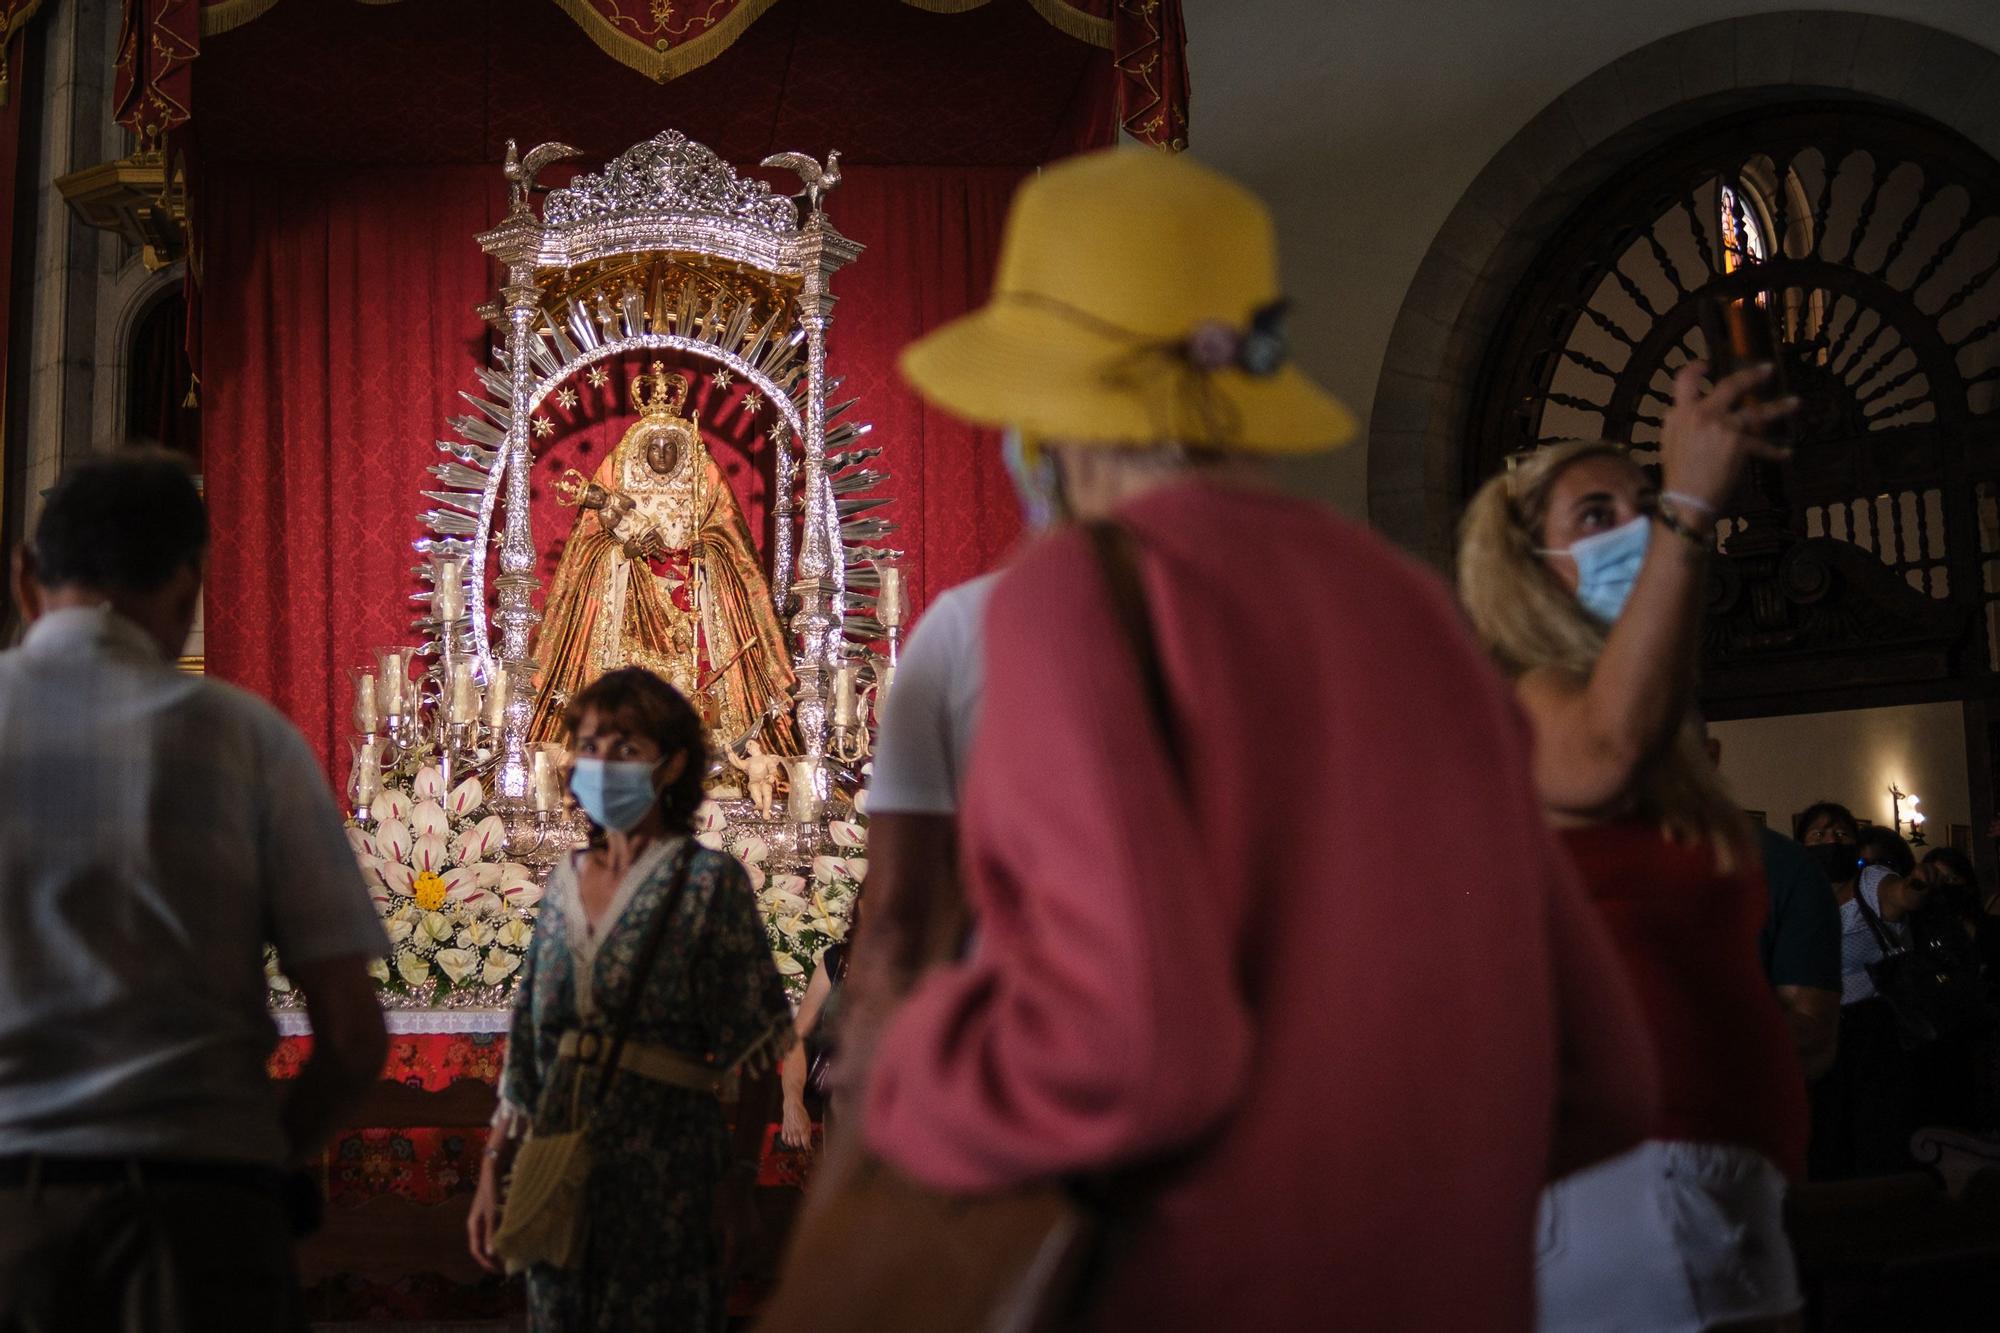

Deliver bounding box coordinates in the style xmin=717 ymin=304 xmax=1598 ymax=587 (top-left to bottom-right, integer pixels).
xmin=1560 ymin=823 xmax=1809 ymax=1178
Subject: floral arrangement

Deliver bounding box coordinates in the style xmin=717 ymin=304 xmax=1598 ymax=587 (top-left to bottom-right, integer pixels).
xmin=697 ymin=798 xmax=866 ymax=1002
xmin=268 ymin=765 xmax=871 ymax=1009
xmin=266 ymin=765 xmax=545 ymax=1004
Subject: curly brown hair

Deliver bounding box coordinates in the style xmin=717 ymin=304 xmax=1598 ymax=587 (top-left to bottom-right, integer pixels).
xmin=563 ymin=668 xmax=710 ymax=837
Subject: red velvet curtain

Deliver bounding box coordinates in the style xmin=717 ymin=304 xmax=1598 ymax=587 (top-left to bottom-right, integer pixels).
xmin=202 ymin=163 xmax=1022 ymax=774
xmin=201 ymin=166 xmax=505 ymax=772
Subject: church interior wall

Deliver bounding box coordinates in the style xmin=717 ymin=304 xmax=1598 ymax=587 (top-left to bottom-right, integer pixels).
xmin=1712 ymin=699 xmax=1973 ymax=841
xmin=1187 ymin=0 xmax=2000 ymax=521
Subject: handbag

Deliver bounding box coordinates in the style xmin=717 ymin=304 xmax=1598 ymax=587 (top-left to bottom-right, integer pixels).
xmin=756 ymin=520 xmax=1182 ymax=1333
xmin=1853 ymin=886 xmax=1987 ymax=1051
xmin=492 ymin=843 xmax=695 ymax=1274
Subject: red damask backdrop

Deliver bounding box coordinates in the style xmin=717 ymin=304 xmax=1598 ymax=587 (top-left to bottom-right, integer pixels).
xmin=189 ymin=0 xmax=1134 ymax=774
xmin=202 ymin=163 xmax=1028 ymax=776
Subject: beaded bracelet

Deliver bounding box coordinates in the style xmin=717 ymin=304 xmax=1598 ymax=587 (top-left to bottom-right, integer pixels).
xmin=1652 ymin=497 xmax=1713 ymax=550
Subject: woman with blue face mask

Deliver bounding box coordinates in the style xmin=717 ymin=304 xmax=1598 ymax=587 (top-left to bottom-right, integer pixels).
xmin=1458 ymin=362 xmax=1809 ymax=1333
xmin=468 ymin=667 xmax=794 ymax=1331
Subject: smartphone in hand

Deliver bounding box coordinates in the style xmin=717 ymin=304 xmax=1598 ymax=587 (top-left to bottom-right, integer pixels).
xmin=1697 ymin=294 xmax=1793 ymax=442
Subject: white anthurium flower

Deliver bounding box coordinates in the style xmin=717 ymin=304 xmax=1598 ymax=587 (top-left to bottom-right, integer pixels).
xmin=697 ymin=830 xmax=726 ymax=851
xmin=420 ymin=912 xmax=454 ymax=944
xmin=774 ymin=913 xmax=806 ymax=938
xmin=447 ymin=775 xmax=484 ymax=818
xmin=434 ymin=948 xmax=479 ymax=985
xmin=828 ymin=820 xmax=866 ymax=849
xmin=853 ymin=787 xmax=869 ymax=816
xmin=411 ymin=834 xmax=451 ymax=874
xmin=775 ymin=953 xmax=805 ymax=977
xmin=442 ymin=868 xmax=496 ymax=916
xmin=377 ymin=860 xmax=417 ymax=898
xmin=764 ymin=886 xmax=812 ymax=916
xmin=396 ymin=952 xmax=432 ymax=988
xmin=413 ymin=765 xmax=447 ymax=802
xmin=812 ymin=855 xmax=846 ymax=884
xmin=367 ymin=958 xmax=391 ymax=984
xmin=496 ymin=918 xmax=534 ymax=951
xmin=460 ymin=919 xmax=496 ymax=948
xmin=814 ymin=913 xmax=848 ymax=941
xmin=844 ymin=857 xmax=869 ymax=882
xmin=453 ymin=814 xmax=506 ymax=864
xmin=374 ymin=820 xmax=413 ymax=865
xmin=410 ymin=800 xmax=451 ymax=840
xmin=769 ymin=873 xmax=808 ymax=899
xmin=389 ymin=904 xmax=421 ymax=925
xmin=695 ymin=801 xmax=727 ymax=833
xmin=370 ymin=788 xmax=411 ymax=825
xmin=482 ymin=949 xmax=523 ymax=986
xmin=499 ymin=870 xmax=544 ymax=909
xmin=472 ymin=862 xmax=505 ymax=889
xmin=742 ymin=863 xmax=767 ymax=892
xmin=385 ymin=915 xmax=414 ymax=945
xmin=345 ymin=825 xmax=373 ymax=856
xmin=731 ymin=833 xmax=770 ymax=863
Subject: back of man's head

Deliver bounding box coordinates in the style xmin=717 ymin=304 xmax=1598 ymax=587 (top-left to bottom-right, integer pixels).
xmin=32 ymin=449 xmax=206 ymax=593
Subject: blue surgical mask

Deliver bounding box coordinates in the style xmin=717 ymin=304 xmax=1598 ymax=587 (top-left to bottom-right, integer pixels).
xmin=1542 ymin=515 xmax=1650 ymax=623
xmin=569 ymin=757 xmax=660 ymax=833
xmin=1002 ymin=427 xmax=1061 ymax=529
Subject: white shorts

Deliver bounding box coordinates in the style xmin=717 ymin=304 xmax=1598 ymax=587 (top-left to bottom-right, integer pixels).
xmin=1536 ymin=1140 xmax=1802 ymax=1332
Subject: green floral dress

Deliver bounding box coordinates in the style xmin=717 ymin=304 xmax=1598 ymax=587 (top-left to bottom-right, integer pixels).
xmin=499 ymin=839 xmax=793 ymax=1332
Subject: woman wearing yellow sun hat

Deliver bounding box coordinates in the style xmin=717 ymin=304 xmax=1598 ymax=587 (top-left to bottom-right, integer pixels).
xmin=848 ymin=148 xmax=1655 ymax=1330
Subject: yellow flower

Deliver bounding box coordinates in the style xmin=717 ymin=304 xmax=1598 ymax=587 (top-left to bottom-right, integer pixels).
xmin=413 ymin=870 xmax=449 ymax=912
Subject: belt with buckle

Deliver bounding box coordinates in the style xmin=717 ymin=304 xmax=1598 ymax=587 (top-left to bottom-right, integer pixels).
xmin=556 ymin=1030 xmax=731 ymax=1096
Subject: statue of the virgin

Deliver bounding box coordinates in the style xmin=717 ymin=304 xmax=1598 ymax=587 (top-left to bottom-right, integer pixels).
xmin=530 ymin=362 xmax=795 ymax=746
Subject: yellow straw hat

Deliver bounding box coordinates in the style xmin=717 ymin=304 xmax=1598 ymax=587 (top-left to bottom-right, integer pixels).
xmin=900 ymin=148 xmax=1355 ymax=453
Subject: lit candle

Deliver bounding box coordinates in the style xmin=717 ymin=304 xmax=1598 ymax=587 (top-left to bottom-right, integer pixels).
xmin=376 ymin=648 xmax=411 ymax=715
xmin=432 ymin=556 xmax=466 ymax=623
xmin=350 ymin=737 xmax=382 ymax=808
xmin=876 ymin=662 xmax=897 ymax=699
xmin=352 ymin=670 xmax=381 ymax=734
xmin=484 ymin=667 xmax=511 ymax=734
xmin=447 ymin=661 xmax=479 ymax=726
xmin=832 ymin=663 xmax=860 ymax=728
xmin=531 ymin=746 xmax=560 ymax=813
xmin=878 ymin=566 xmax=906 ymax=630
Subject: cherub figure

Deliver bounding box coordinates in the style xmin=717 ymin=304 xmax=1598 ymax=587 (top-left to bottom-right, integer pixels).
xmin=728 ymin=738 xmax=786 ymax=820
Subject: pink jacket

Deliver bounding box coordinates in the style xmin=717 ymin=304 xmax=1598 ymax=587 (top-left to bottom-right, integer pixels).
xmin=865 ymin=480 xmax=1654 ymax=1330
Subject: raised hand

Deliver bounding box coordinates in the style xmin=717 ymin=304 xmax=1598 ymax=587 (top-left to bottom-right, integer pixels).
xmin=1659 ymin=361 xmax=1798 ymax=516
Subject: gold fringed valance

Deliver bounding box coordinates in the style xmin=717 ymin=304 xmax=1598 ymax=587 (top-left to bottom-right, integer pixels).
xmin=181 ymin=0 xmax=1185 ymax=147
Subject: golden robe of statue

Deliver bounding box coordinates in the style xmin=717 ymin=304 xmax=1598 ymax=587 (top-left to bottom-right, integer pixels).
xmin=531 ymin=364 xmax=795 ymax=745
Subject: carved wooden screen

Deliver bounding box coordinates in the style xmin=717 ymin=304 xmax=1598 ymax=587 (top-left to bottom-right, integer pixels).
xmin=1470 ymin=103 xmax=2000 ymax=715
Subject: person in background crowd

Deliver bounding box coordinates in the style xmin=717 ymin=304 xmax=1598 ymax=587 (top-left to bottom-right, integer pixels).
xmin=1459 ymin=364 xmax=1808 ymax=1332
xmin=834 ymin=435 xmax=1059 ymax=1087
xmin=1808 ymin=798 xmax=1918 ymax=1178
xmin=780 ymin=895 xmax=862 ymax=1149
xmin=1914 ymin=847 xmax=1993 ymax=993
xmin=1898 ymin=848 xmax=1999 ymax=1134
xmin=1799 ymin=800 xmax=1862 ymax=853
xmin=468 ymin=668 xmax=794 ymax=1332
xmin=1705 ymin=733 xmax=1840 ymax=1079
xmin=0 ymin=450 xmax=389 ymax=1332
xmin=852 ymin=147 xmax=1657 ymax=1332
xmin=1860 ymin=825 xmax=1918 ymax=878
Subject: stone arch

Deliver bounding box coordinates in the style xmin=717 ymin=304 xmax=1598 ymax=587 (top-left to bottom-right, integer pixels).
xmin=1368 ymin=11 xmax=2000 ymax=567
xmin=91 ymin=261 xmax=185 ymax=452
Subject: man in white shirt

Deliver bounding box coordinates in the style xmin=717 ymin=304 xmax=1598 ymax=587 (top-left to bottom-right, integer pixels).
xmin=0 ymin=451 xmax=389 ymax=1330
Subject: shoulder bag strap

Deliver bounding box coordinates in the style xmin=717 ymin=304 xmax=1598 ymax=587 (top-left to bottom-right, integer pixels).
xmin=1083 ymin=520 xmax=1180 ymax=781
xmin=1853 ymin=882 xmax=1904 ymax=956
xmin=593 ymin=841 xmax=697 ymax=1106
